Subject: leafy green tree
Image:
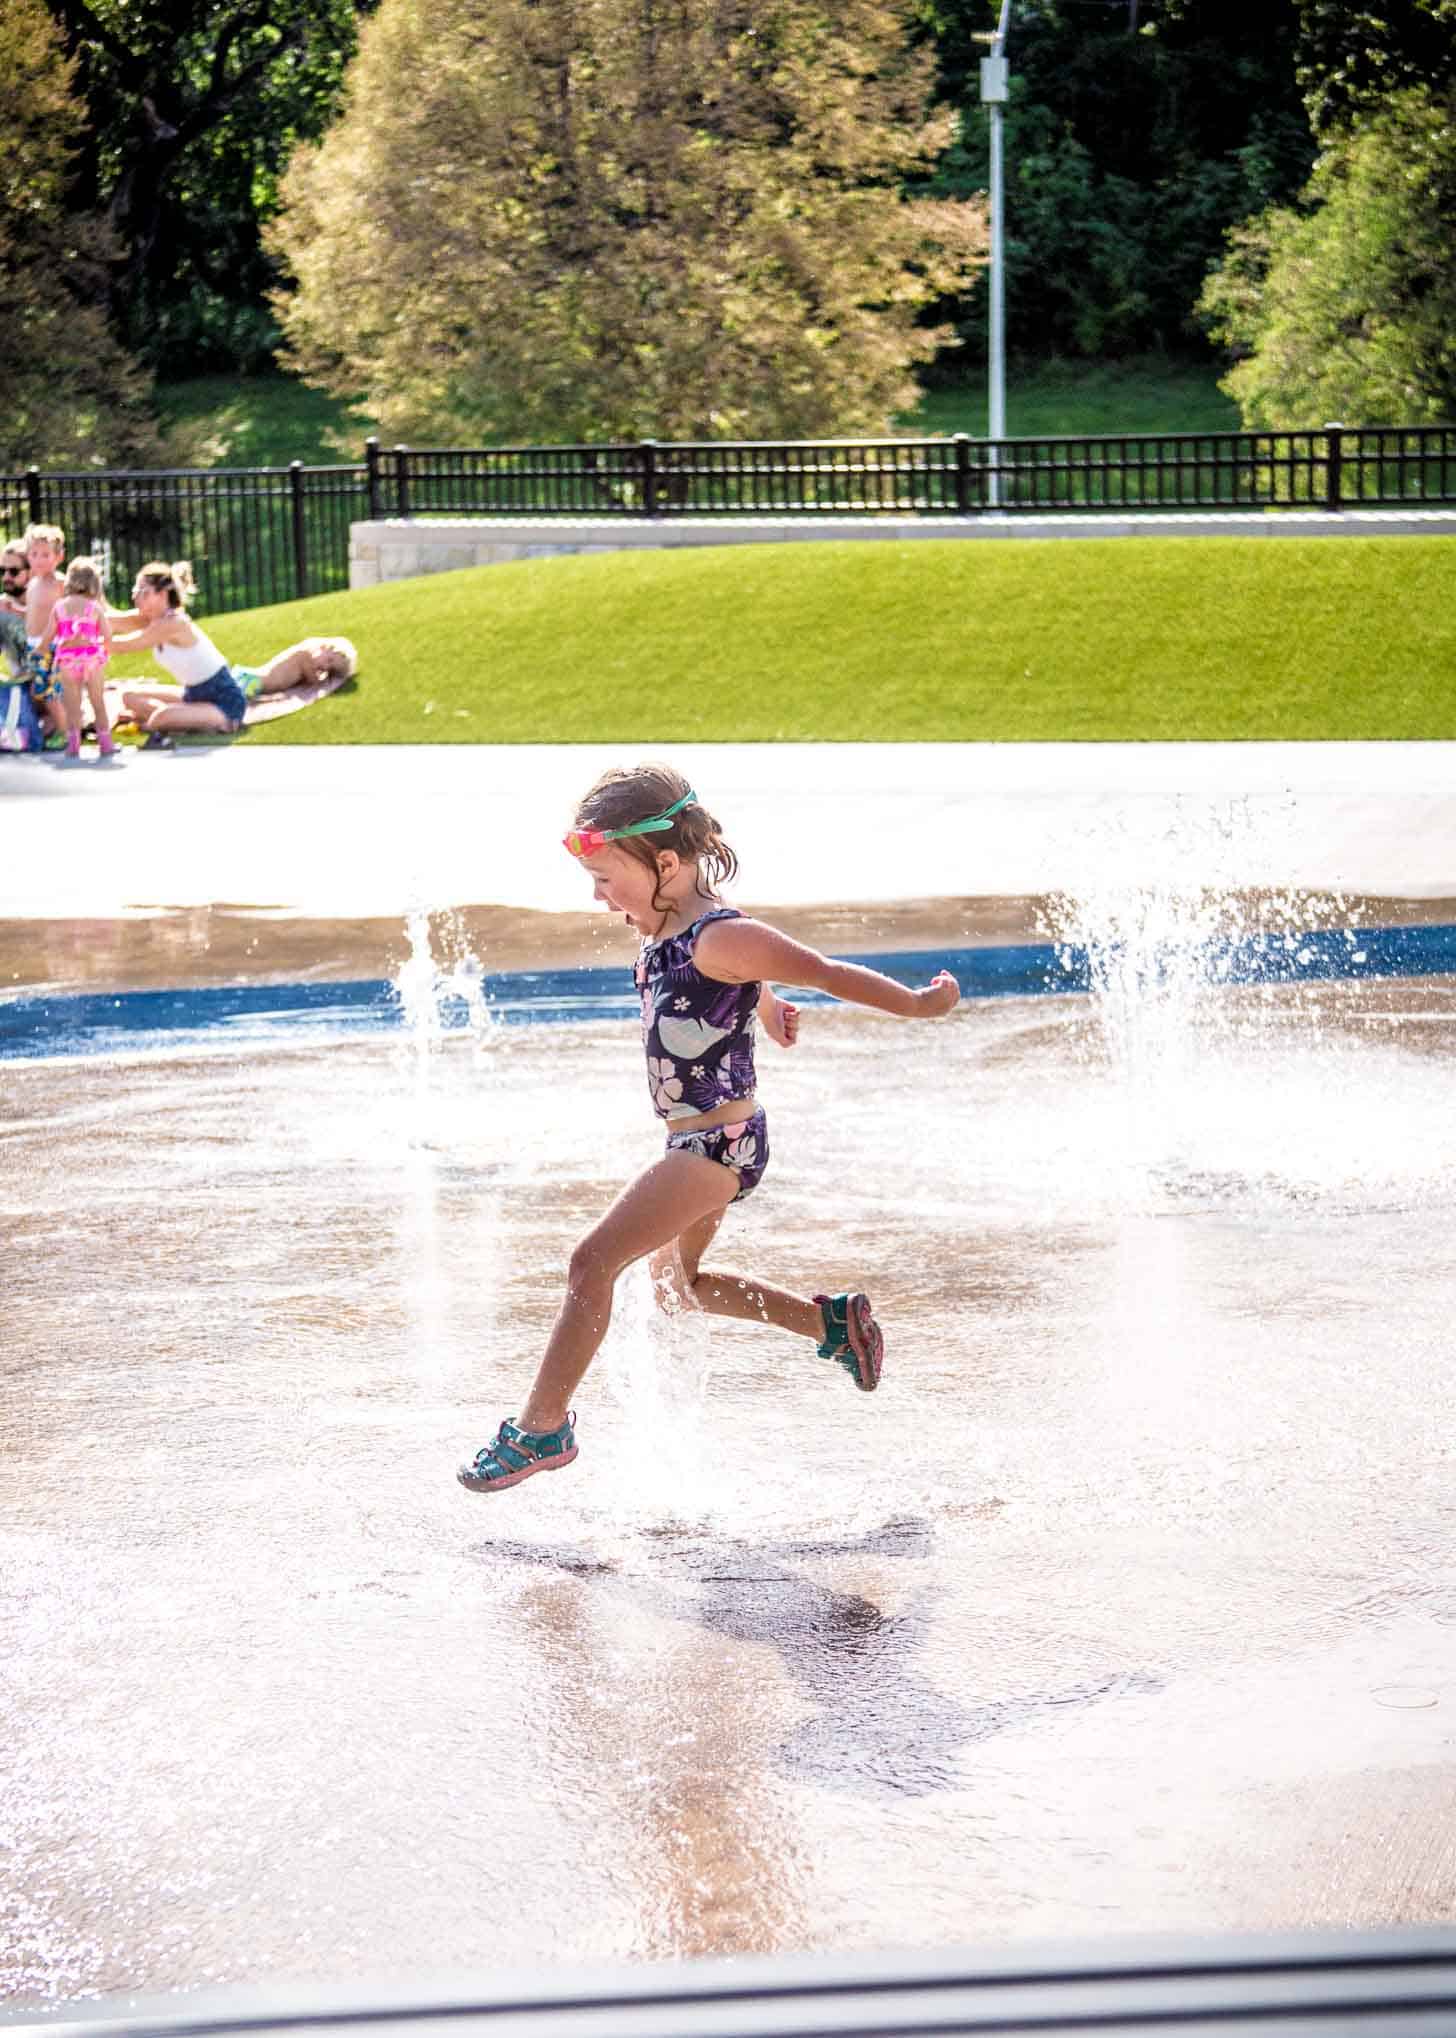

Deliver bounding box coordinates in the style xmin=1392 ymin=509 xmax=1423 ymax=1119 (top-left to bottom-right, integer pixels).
xmin=269 ymin=0 xmax=986 ymax=442
xmin=50 ymin=0 xmax=367 ymax=371
xmin=916 ymin=0 xmax=1314 ymax=360
xmin=2 ymin=0 xmax=162 ymax=467
xmin=1294 ymin=0 xmax=1456 ymax=133
xmin=1199 ymin=86 xmax=1456 ymax=426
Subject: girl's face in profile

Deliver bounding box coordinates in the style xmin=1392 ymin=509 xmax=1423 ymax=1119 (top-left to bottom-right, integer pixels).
xmin=132 ymin=581 xmax=167 ymax=619
xmin=580 ymin=843 xmax=671 ymax=934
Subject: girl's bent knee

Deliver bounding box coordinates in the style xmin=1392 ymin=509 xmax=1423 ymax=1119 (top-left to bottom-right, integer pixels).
xmin=566 ymin=1236 xmax=616 ymax=1293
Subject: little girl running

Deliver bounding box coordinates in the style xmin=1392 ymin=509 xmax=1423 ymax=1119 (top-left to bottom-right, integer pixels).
xmin=40 ymin=557 xmax=115 ymax=759
xmin=459 ymin=763 xmax=960 ymax=1495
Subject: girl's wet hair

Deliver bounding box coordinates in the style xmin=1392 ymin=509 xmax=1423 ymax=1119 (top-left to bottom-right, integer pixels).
xmin=23 ymin=523 xmax=65 ymax=554
xmin=64 ymin=556 xmax=102 ymax=598
xmin=135 ymin=559 xmax=197 ymax=609
xmin=574 ymin=764 xmax=738 ymax=907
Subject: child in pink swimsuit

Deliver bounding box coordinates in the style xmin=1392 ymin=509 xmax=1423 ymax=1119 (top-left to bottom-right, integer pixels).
xmin=42 ymin=557 xmax=115 ymax=759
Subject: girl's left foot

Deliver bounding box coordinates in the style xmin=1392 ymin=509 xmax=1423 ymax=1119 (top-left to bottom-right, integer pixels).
xmin=814 ymin=1292 xmax=883 ymax=1392
xmin=458 ymin=1413 xmax=578 ymax=1493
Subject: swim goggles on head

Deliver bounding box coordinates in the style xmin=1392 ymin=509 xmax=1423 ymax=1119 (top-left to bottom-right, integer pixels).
xmin=564 ymin=790 xmax=697 ymax=859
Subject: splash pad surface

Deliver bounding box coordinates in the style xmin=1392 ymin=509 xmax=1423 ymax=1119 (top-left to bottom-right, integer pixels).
xmin=3 ymin=744 xmax=1456 ymax=2001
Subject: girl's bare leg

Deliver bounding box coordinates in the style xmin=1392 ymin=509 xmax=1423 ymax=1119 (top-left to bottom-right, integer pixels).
xmin=650 ymin=1211 xmax=824 ymax=1342
xmin=85 ymin=672 xmax=114 ymax=749
xmin=517 ymin=1152 xmax=738 ymax=1434
xmin=59 ymin=673 xmax=83 ymax=740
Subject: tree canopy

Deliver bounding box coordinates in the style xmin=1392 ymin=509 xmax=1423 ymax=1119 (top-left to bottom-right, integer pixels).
xmin=12 ymin=0 xmax=1456 ymax=459
xmin=918 ymin=0 xmax=1314 ymax=359
xmin=270 ymin=0 xmax=986 ymax=442
xmin=50 ymin=0 xmax=368 ymax=370
xmin=3 ymin=0 xmax=163 ymax=468
xmin=1294 ymin=0 xmax=1456 ymax=133
xmin=1200 ymin=84 xmax=1456 ymax=427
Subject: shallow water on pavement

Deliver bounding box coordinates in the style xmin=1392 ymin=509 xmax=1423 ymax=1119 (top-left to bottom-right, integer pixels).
xmin=4 ymin=952 xmax=1456 ymax=2003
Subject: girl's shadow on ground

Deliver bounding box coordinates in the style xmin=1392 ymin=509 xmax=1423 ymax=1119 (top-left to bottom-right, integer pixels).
xmin=473 ymin=1519 xmax=1162 ymax=1798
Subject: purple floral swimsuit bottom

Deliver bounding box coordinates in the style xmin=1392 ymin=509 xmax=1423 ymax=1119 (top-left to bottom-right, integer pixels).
xmin=665 ymin=1105 xmax=769 ymax=1204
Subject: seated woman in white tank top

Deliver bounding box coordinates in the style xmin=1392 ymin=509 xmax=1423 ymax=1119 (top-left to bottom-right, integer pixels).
xmin=109 ymin=561 xmax=360 ymax=745
xmin=109 ymin=560 xmax=253 ymax=742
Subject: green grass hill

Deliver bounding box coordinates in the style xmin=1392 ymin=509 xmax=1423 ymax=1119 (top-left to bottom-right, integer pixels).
xmin=106 ymin=533 xmax=1456 ymax=744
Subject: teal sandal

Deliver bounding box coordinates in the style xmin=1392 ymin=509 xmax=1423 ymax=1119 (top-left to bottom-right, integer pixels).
xmin=814 ymin=1292 xmax=883 ymax=1392
xmin=458 ymin=1413 xmax=579 ymax=1493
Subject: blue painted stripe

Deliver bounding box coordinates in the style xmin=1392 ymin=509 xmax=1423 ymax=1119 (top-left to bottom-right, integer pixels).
xmin=3 ymin=923 xmax=1455 ymax=1063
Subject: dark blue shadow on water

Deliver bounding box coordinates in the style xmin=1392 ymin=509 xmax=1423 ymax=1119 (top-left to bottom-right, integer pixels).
xmin=4 ymin=922 xmax=1456 ymax=1062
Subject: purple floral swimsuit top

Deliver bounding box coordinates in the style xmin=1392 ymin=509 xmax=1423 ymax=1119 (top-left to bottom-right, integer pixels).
xmin=635 ymin=906 xmax=759 ymax=1122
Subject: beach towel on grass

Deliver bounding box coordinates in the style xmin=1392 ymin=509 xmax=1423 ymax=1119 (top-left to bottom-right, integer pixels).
xmin=243 ymin=671 xmax=349 ymax=724
xmin=102 ymin=668 xmax=349 ymax=735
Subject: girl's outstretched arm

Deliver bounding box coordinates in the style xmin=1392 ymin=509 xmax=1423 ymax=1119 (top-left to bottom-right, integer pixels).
xmin=699 ymin=918 xmax=959 ymax=1019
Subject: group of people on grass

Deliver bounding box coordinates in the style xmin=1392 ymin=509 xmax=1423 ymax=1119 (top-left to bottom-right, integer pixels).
xmin=1 ymin=525 xmax=357 ymax=759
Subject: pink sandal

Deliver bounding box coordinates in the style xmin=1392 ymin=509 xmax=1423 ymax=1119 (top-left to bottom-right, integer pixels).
xmin=814 ymin=1292 xmax=883 ymax=1392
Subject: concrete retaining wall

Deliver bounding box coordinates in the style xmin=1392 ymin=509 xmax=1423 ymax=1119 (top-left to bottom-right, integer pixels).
xmin=348 ymin=509 xmax=1456 ymax=589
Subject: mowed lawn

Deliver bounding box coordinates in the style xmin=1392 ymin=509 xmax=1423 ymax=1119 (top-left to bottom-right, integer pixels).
xmin=107 ymin=534 xmax=1456 ymax=743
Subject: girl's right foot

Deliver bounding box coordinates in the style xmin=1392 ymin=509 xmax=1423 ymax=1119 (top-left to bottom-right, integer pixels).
xmin=814 ymin=1292 xmax=883 ymax=1392
xmin=458 ymin=1413 xmax=578 ymax=1493
xmin=64 ymin=730 xmax=81 ymax=759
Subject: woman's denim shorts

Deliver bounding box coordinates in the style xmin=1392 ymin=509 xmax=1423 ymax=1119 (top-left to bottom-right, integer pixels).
xmin=183 ymin=664 xmax=248 ymax=731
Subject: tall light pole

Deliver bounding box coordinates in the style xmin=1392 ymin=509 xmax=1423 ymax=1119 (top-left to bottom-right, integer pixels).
xmin=980 ymin=0 xmax=1012 ymax=507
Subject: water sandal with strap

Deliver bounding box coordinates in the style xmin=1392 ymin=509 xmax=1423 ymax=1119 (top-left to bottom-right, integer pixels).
xmin=814 ymin=1292 xmax=883 ymax=1392
xmin=458 ymin=1413 xmax=579 ymax=1493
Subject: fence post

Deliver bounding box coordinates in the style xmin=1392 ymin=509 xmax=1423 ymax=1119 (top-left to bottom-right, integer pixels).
xmin=1324 ymin=421 xmax=1345 ymax=512
xmin=289 ymin=462 xmax=308 ymax=601
xmin=394 ymin=446 xmax=411 ymax=519
xmin=640 ymin=439 xmax=659 ymax=518
xmin=365 ymin=437 xmax=382 ymax=522
xmin=25 ymin=467 xmax=41 ymax=523
xmin=953 ymin=433 xmax=974 ymax=516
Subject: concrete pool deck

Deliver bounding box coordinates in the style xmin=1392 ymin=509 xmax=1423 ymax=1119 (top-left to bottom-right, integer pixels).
xmin=5 ymin=739 xmax=1456 ymax=914
xmin=6 ymin=741 xmax=1456 ymax=1996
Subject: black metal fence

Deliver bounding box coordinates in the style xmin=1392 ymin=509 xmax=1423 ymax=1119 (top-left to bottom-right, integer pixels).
xmin=371 ymin=423 xmax=1456 ymax=519
xmin=0 ymin=461 xmax=365 ymax=617
xmin=4 ymin=422 xmax=1453 ymax=618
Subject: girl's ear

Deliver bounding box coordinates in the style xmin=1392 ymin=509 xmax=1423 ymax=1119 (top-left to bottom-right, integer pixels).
xmin=655 ymin=848 xmax=680 ymax=882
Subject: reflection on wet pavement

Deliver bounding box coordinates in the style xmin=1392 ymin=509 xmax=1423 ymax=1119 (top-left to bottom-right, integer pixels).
xmin=4 ymin=965 xmax=1456 ymax=2002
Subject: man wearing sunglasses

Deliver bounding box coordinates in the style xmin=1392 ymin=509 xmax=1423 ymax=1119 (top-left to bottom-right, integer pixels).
xmin=0 ymin=541 xmax=29 ymax=617
xmin=0 ymin=540 xmax=37 ymax=745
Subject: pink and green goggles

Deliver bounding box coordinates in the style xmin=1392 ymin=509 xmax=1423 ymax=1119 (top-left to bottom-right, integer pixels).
xmin=563 ymin=789 xmax=697 ymax=859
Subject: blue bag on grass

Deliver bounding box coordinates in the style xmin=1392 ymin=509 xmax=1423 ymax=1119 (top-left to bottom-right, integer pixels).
xmin=0 ymin=680 xmax=43 ymax=752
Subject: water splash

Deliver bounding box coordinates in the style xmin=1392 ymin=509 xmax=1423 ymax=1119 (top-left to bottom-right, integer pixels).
xmin=392 ymin=907 xmax=503 ymax=1140
xmin=394 ymin=908 xmax=500 ymax=1055
xmin=601 ymin=1260 xmax=719 ymax=1527
xmin=1042 ymin=799 xmax=1452 ymax=1218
